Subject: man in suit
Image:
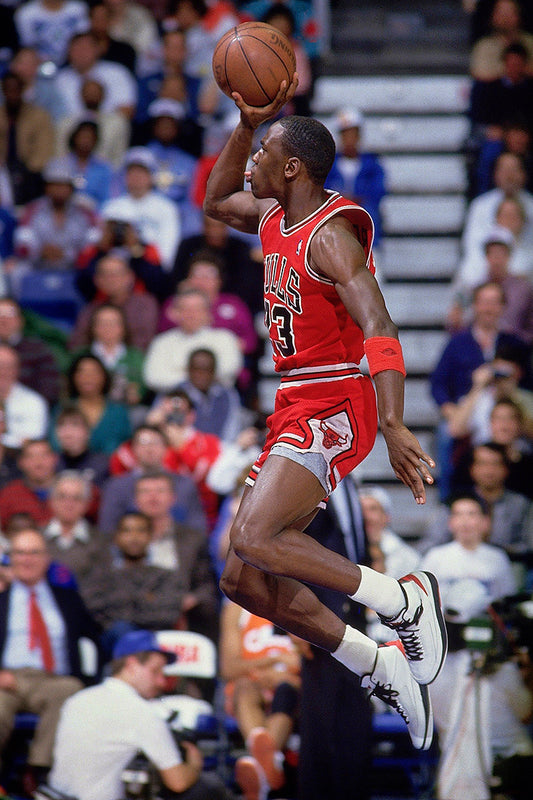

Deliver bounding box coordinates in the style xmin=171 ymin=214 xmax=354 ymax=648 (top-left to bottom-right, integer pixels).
xmin=297 ymin=473 xmax=374 ymax=800
xmin=0 ymin=526 xmax=101 ymax=788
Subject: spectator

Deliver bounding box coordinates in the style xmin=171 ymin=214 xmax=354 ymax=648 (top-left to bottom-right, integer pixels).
xmin=145 ymin=98 xmax=202 ymax=239
xmin=296 ymin=474 xmax=374 ymax=800
xmin=103 ymin=147 xmax=181 ymax=270
xmin=325 ymin=107 xmax=387 ymax=249
xmin=48 ymin=628 xmax=236 ymax=800
xmin=172 ymin=213 xmax=263 ymax=315
xmin=359 ymin=486 xmax=420 ymax=579
xmin=0 ymin=404 xmax=22 ymax=492
xmin=54 ymin=78 xmax=131 ymax=167
xmin=458 ymin=152 xmax=533 ymax=285
xmin=14 ymin=0 xmax=89 ymax=67
xmin=72 ymin=303 xmax=147 ymax=411
xmin=167 ymin=0 xmax=238 ymax=81
xmin=13 ymin=156 xmax=100 ymax=272
xmin=161 ymin=250 xmax=258 ymax=356
xmin=470 ymin=42 xmax=533 ymax=137
xmin=470 ymin=0 xmax=533 ymax=80
xmin=493 ymin=192 xmax=533 ymax=276
xmin=423 ymin=442 xmax=533 ymax=561
xmin=82 ymin=512 xmax=185 ymax=652
xmin=144 ymin=287 xmax=243 ymax=392
xmin=42 ymin=471 xmax=108 ymax=592
xmin=0 ymin=439 xmax=58 ymax=531
xmin=134 ymin=27 xmax=203 ymax=134
xmin=262 ymin=2 xmax=313 ymax=117
xmin=54 ymin=30 xmax=137 ymax=118
xmin=452 ymin=397 xmax=533 ymax=500
xmin=52 ymin=353 xmax=132 ymax=456
xmin=9 ymin=46 xmax=67 ymax=122
xmin=63 ymin=119 xmax=113 ymax=209
xmin=0 ymin=4 xmax=19 ymax=73
xmin=443 ymin=341 xmax=533 ymax=449
xmin=0 ymin=70 xmax=54 ymax=206
xmin=100 ymin=423 xmax=207 ymax=534
xmin=220 ymin=600 xmax=301 ymax=800
xmin=104 ymin=0 xmax=160 ymax=71
xmin=0 ymin=526 xmax=101 ymax=791
xmin=475 ymin=116 xmax=533 ymax=196
xmin=69 ymin=252 xmax=160 ymax=352
xmin=0 ymin=344 xmax=48 ymax=450
xmin=0 ymin=297 xmax=61 ymax=406
xmin=177 ymin=348 xmax=247 ymax=442
xmin=134 ymin=471 xmax=218 ymax=640
xmin=240 ymin=0 xmax=323 ymax=62
xmin=53 ymin=405 xmax=110 ymax=487
xmin=448 ymin=227 xmax=533 ymax=343
xmin=145 ymin=389 xmax=222 ymax=529
xmin=88 ymin=1 xmax=136 ymax=75
xmin=430 ymin=281 xmax=530 ymax=500
xmin=420 ymin=494 xmax=519 ymax=800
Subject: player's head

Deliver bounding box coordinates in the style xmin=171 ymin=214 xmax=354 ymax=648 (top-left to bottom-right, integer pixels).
xmin=276 ymin=115 xmax=336 ymax=185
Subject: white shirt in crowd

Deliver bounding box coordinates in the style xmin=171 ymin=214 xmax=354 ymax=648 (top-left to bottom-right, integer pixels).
xmin=2 ymin=381 xmax=48 ymax=449
xmin=15 ymin=0 xmax=89 ymax=65
xmin=50 ymin=677 xmax=181 ymax=800
xmin=54 ymin=60 xmax=137 ymax=116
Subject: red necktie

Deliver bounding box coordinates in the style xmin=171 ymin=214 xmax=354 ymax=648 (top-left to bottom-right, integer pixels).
xmin=29 ymin=590 xmax=55 ymax=672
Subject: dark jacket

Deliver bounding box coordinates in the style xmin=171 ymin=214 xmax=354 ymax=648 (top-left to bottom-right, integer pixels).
xmin=0 ymin=580 xmax=102 ymax=682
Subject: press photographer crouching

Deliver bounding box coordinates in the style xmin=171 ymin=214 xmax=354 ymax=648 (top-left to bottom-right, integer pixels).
xmin=421 ymin=495 xmax=533 ymax=800
xmin=47 ymin=630 xmax=236 ymax=800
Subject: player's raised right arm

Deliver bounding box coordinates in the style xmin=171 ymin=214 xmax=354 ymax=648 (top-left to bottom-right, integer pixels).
xmin=204 ymin=78 xmax=298 ymax=233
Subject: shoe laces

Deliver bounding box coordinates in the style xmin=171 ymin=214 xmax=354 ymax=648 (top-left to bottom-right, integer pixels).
xmin=369 ymin=679 xmax=409 ymax=724
xmin=380 ymin=602 xmax=424 ymax=662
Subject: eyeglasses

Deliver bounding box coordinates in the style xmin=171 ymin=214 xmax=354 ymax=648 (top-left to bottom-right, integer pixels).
xmin=10 ymin=549 xmax=47 ymax=557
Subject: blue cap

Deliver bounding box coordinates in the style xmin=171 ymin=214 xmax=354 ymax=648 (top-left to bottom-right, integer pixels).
xmin=112 ymin=629 xmax=177 ymax=664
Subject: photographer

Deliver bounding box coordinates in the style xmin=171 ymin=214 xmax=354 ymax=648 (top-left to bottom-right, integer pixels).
xmin=48 ymin=629 xmax=236 ymax=800
xmin=421 ymin=495 xmax=528 ymax=799
xmin=75 ymin=212 xmax=172 ymax=303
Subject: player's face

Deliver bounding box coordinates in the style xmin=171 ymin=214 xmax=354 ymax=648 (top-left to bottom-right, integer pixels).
xmin=250 ymin=124 xmax=287 ymax=198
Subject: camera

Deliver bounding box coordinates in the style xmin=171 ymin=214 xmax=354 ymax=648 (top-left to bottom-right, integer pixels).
xmin=111 ymin=221 xmax=129 ymax=247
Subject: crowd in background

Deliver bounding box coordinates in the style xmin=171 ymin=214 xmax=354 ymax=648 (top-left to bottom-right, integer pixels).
xmin=0 ymin=1 xmax=532 ymax=800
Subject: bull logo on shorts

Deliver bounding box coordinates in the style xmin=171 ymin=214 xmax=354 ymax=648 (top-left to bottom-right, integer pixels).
xmin=319 ymin=418 xmax=349 ymax=449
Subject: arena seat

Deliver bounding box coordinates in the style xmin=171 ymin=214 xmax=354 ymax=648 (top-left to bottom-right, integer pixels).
xmin=399 ymin=331 xmax=448 ymax=375
xmin=382 ymin=195 xmax=466 ymax=235
xmin=380 ymin=236 xmax=460 ymax=281
xmin=312 ymin=75 xmax=471 ymax=114
xmin=16 ymin=270 xmax=84 ymax=332
xmin=383 ymin=283 xmax=454 ymax=326
xmin=381 ymin=154 xmax=467 ymax=193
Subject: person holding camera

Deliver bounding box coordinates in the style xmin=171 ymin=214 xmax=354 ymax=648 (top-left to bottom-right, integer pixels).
xmin=419 ymin=495 xmax=530 ymax=800
xmin=48 ymin=629 xmax=236 ymax=800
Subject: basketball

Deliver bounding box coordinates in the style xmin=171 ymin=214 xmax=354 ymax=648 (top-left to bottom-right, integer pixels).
xmin=212 ymin=22 xmax=296 ymax=107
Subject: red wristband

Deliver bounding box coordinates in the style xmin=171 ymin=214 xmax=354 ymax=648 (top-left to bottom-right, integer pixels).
xmin=364 ymin=336 xmax=406 ymax=378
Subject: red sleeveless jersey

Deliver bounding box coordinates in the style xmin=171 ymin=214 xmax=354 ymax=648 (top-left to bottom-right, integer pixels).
xmin=259 ymin=191 xmax=375 ymax=373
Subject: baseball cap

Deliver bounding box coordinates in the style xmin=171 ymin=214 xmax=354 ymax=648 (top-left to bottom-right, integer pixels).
xmin=123 ymin=147 xmax=157 ymax=174
xmin=148 ymin=98 xmax=186 ymax=121
xmin=112 ymin=629 xmax=177 ymax=664
xmin=336 ymin=108 xmax=364 ymax=132
xmin=484 ymin=226 xmax=515 ymax=251
xmin=43 ymin=157 xmax=75 ymax=184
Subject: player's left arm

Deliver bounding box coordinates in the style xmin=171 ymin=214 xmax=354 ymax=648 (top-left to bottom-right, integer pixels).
xmin=309 ymin=216 xmax=435 ymax=504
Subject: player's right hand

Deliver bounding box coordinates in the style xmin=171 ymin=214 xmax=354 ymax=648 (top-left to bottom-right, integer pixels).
xmin=232 ymin=72 xmax=299 ymax=129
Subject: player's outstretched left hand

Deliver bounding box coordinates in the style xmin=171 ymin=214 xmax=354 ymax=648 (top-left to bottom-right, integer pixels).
xmin=382 ymin=424 xmax=435 ymax=505
xmin=232 ymin=72 xmax=299 ymax=129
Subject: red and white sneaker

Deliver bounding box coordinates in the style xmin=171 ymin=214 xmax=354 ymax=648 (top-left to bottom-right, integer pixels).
xmin=248 ymin=727 xmax=285 ymax=790
xmin=361 ymin=642 xmax=434 ymax=751
xmin=235 ymin=756 xmax=269 ymax=800
xmin=379 ymin=571 xmax=448 ymax=685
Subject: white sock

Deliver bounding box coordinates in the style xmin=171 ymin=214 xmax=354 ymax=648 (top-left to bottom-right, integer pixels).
xmin=331 ymin=625 xmax=378 ymax=677
xmin=350 ymin=564 xmax=405 ymax=618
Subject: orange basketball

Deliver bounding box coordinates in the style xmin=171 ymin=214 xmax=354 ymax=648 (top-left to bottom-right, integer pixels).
xmin=212 ymin=22 xmax=296 ymax=107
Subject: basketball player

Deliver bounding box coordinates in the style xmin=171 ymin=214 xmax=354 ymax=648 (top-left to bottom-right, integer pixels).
xmin=204 ymin=77 xmax=447 ymax=750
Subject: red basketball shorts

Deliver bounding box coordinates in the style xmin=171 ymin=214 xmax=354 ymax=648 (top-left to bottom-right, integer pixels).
xmin=247 ymin=365 xmax=378 ymax=495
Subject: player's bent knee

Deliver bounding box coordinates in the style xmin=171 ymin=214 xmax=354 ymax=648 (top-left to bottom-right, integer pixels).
xmin=230 ymin=519 xmax=276 ymax=570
